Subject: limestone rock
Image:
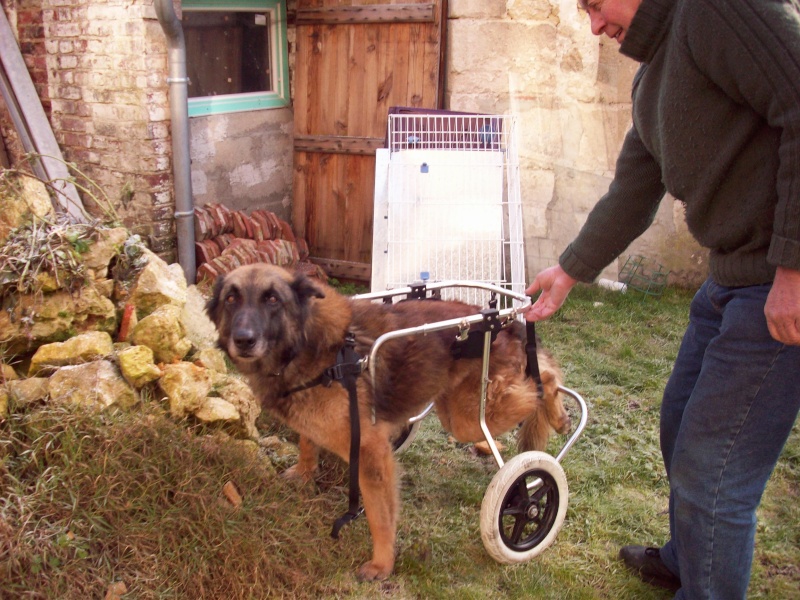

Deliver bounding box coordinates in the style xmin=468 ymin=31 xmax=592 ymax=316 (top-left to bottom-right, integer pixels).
xmin=93 ymin=278 xmax=115 ymax=298
xmin=34 ymin=271 xmax=61 ymax=293
xmin=159 ymin=361 xmax=214 ymax=418
xmin=259 ymin=435 xmax=299 ymax=460
xmin=1 ymin=363 xmax=19 ymax=382
xmin=29 ymin=331 xmax=114 ymax=376
xmin=48 ymin=360 xmax=137 ymax=410
xmin=195 ymin=397 xmax=240 ymax=423
xmin=193 ymin=348 xmax=227 ymax=374
xmin=181 ymin=284 xmax=218 ymax=351
xmin=5 ymin=377 xmax=50 ymax=407
xmin=0 ymin=285 xmax=117 ymax=355
xmin=0 ymin=174 xmax=53 ymax=245
xmin=210 ymin=373 xmax=260 ymax=438
xmin=0 ymin=389 xmax=7 ymax=418
xmin=128 ymin=249 xmax=188 ymax=318
xmin=117 ymin=345 xmax=162 ymax=388
xmin=131 ymin=304 xmax=192 ymax=363
xmin=82 ymin=227 xmax=129 ymax=279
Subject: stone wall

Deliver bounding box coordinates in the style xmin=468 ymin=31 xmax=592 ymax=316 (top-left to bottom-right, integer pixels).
xmin=189 ymin=107 xmax=293 ymax=221
xmin=446 ymin=0 xmax=707 ymax=287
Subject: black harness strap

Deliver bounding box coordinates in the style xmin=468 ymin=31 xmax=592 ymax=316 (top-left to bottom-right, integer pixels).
xmin=450 ymin=307 xmax=502 ymax=359
xmin=524 ymin=320 xmax=545 ymax=397
xmin=278 ymin=333 xmax=365 ymax=538
xmin=330 ymin=332 xmax=364 ymax=539
xmin=279 ymin=338 xmax=360 ymax=399
xmin=280 ymin=372 xmax=333 ymax=398
xmin=449 ymin=308 xmax=545 ymax=398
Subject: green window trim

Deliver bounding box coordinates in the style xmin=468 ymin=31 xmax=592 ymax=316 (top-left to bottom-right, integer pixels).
xmin=182 ymin=0 xmax=290 ymax=117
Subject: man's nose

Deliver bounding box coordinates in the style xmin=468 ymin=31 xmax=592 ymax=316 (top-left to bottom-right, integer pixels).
xmin=589 ymin=12 xmax=605 ymax=36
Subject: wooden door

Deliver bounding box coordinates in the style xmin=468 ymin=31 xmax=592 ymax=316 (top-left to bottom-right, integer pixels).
xmin=292 ymin=0 xmax=446 ymax=282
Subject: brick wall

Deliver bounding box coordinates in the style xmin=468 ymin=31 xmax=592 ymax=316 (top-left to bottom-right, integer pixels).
xmin=14 ymin=0 xmax=49 ymax=110
xmin=1 ymin=0 xmax=45 ymax=160
xmin=2 ymin=0 xmax=176 ymax=261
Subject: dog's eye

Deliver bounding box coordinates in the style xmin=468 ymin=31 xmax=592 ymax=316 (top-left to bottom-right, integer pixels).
xmin=225 ymin=293 xmax=237 ymax=305
xmin=263 ymin=293 xmax=279 ymax=305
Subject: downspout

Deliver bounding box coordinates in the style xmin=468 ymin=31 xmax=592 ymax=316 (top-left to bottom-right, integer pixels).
xmin=154 ymin=0 xmax=196 ymax=284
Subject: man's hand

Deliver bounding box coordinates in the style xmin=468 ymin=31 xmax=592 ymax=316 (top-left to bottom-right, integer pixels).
xmin=765 ymin=266 xmax=800 ymax=345
xmin=524 ymin=265 xmax=579 ymax=322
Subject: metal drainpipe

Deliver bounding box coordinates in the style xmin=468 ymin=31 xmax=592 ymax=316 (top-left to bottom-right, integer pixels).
xmin=154 ymin=0 xmax=196 ymax=284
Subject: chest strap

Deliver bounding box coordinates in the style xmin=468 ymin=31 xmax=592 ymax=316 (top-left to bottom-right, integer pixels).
xmin=280 ymin=336 xmax=364 ymax=399
xmin=330 ymin=332 xmax=365 ymax=538
xmin=278 ymin=333 xmax=365 ymax=538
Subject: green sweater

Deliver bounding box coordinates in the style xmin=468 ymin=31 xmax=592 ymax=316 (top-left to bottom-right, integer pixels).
xmin=560 ymin=0 xmax=800 ymax=287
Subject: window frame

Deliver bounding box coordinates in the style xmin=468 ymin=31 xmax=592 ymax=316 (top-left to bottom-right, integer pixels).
xmin=182 ymin=0 xmax=290 ymax=117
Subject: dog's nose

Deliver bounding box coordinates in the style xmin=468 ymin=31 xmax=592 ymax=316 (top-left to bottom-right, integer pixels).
xmin=232 ymin=329 xmax=257 ymax=351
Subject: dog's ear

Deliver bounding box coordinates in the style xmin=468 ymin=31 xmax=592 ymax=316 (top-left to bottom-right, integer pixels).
xmin=205 ymin=275 xmax=226 ymax=325
xmin=291 ymin=273 xmax=326 ymax=304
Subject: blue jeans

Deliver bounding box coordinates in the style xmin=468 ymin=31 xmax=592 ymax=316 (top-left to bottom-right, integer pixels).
xmin=657 ymin=279 xmax=800 ymax=599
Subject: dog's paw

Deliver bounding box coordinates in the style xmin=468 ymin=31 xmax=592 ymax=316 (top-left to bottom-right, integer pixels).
xmin=540 ymin=370 xmax=571 ymax=434
xmin=281 ymin=464 xmax=317 ymax=484
xmin=540 ymin=369 xmax=560 ymax=399
xmin=356 ymin=560 xmax=393 ymax=582
xmin=553 ymin=411 xmax=572 ymax=434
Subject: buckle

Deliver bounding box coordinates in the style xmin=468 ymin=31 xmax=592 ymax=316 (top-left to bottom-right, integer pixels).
xmin=327 ymin=364 xmax=345 ymax=380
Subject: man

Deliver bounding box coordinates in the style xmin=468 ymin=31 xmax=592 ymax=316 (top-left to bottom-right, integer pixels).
xmin=525 ymin=0 xmax=800 ymax=598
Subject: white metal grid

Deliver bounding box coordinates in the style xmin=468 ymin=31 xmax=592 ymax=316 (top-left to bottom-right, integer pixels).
xmin=372 ymin=113 xmax=525 ymax=309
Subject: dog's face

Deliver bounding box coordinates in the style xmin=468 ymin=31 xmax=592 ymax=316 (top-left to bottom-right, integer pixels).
xmin=206 ymin=264 xmax=325 ymax=373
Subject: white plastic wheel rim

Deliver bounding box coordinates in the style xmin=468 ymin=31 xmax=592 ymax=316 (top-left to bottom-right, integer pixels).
xmin=480 ymin=451 xmax=568 ymax=564
xmin=393 ymin=420 xmax=421 ymax=454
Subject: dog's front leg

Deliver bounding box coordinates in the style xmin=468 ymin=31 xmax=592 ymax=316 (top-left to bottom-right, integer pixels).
xmin=355 ymin=425 xmax=398 ymax=581
xmin=283 ymin=434 xmax=320 ymax=482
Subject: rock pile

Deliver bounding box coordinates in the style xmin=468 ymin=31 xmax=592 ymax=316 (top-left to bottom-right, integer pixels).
xmin=0 ymin=221 xmax=261 ymax=438
xmin=0 ymin=171 xmax=323 ymax=467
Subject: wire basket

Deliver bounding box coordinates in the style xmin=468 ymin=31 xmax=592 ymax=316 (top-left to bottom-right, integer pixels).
xmin=372 ymin=108 xmax=525 ymax=309
xmin=619 ymin=255 xmax=670 ymax=299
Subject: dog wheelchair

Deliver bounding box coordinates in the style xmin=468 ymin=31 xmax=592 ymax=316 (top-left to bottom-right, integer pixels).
xmin=353 ymin=280 xmax=588 ymax=565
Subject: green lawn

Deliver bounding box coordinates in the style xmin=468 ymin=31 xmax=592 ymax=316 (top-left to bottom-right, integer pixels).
xmin=1 ymin=284 xmax=797 ymax=598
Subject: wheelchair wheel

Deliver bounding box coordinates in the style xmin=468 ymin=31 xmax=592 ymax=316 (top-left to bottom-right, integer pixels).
xmin=392 ymin=420 xmax=421 ymax=454
xmin=480 ymin=451 xmax=568 ymax=564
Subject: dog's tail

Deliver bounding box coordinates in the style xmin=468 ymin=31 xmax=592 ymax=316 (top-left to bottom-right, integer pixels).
xmin=516 ymin=369 xmax=570 ymax=453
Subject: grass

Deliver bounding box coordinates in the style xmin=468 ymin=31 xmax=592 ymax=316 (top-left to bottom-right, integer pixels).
xmin=1 ymin=284 xmax=798 ymax=598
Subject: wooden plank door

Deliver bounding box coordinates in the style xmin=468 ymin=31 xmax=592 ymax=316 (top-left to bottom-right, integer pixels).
xmin=292 ymin=0 xmax=445 ymax=282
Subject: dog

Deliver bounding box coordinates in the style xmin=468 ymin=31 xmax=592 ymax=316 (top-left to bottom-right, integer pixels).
xmin=206 ymin=263 xmax=570 ymax=581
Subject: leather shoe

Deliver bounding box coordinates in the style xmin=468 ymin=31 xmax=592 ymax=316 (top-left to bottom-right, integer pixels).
xmin=619 ymin=545 xmax=681 ymax=591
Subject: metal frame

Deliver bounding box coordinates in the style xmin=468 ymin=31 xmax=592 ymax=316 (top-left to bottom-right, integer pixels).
xmin=353 ymin=281 xmax=588 ymax=469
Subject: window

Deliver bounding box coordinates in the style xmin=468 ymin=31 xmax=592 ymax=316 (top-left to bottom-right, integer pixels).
xmin=182 ymin=0 xmax=289 ymax=116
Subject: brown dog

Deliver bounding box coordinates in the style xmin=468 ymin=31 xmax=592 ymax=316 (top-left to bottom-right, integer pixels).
xmin=206 ymin=263 xmax=570 ymax=581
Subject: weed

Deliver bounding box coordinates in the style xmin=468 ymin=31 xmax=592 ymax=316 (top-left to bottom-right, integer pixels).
xmin=328 ymin=278 xmax=369 ymax=296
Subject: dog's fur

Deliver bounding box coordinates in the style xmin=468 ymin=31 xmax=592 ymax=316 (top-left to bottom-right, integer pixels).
xmin=206 ymin=263 xmax=570 ymax=581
